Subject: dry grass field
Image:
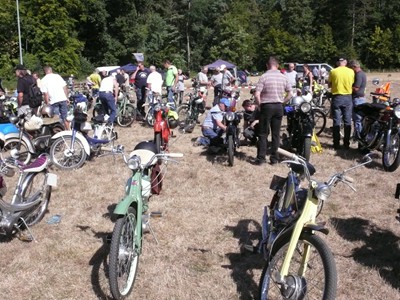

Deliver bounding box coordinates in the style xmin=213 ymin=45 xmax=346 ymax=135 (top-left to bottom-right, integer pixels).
xmin=0 ymin=72 xmax=400 ymax=300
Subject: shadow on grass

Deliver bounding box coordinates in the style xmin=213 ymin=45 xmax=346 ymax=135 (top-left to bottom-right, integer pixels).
xmin=223 ymin=219 xmax=264 ymax=300
xmin=331 ymin=217 xmax=400 ymax=290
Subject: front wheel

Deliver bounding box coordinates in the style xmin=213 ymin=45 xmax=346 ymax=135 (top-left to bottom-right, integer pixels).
xmin=154 ymin=132 xmax=162 ymax=154
xmin=20 ymin=171 xmax=52 ymax=227
xmin=117 ymin=103 xmax=136 ymax=127
xmin=382 ymin=133 xmax=400 ymax=172
xmin=259 ymin=232 xmax=337 ymax=300
xmin=109 ymin=207 xmax=140 ymax=300
xmin=227 ymin=135 xmax=234 ymax=166
xmin=50 ymin=136 xmax=87 ymax=170
xmin=301 ymin=136 xmax=311 ymax=161
xmin=312 ymin=109 xmax=327 ymax=136
xmin=3 ymin=137 xmax=32 ymax=166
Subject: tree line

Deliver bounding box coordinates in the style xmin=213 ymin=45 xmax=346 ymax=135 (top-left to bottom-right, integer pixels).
xmin=1 ymin=0 xmax=399 ymax=81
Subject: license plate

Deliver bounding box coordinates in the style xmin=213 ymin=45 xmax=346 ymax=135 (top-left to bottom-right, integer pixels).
xmin=47 ymin=173 xmax=58 ymax=187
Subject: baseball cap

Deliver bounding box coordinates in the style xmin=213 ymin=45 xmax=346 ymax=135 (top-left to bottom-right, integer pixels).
xmin=337 ymin=57 xmax=346 ymax=62
xmin=220 ymin=64 xmax=226 ymax=70
xmin=219 ymin=97 xmax=230 ymax=107
xmin=15 ymin=64 xmax=26 ymax=71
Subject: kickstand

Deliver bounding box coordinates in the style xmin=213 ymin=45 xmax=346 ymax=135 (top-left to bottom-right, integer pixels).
xmin=147 ymin=222 xmax=159 ymax=244
xmin=17 ymin=218 xmax=37 ymax=242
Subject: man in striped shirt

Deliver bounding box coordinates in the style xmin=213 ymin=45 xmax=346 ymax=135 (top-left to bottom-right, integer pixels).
xmin=254 ymin=56 xmax=292 ymax=165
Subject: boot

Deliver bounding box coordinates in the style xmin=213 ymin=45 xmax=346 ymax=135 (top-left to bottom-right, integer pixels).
xmin=332 ymin=125 xmax=341 ymax=149
xmin=343 ymin=125 xmax=352 ymax=149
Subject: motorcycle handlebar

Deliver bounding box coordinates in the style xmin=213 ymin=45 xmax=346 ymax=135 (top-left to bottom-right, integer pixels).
xmin=277 ymin=148 xmax=298 ymax=160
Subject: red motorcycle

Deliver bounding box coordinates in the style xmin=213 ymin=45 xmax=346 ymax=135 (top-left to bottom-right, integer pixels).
xmin=153 ymin=102 xmax=178 ymax=153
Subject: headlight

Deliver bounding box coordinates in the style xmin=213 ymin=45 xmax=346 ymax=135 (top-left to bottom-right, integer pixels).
xmin=315 ymin=183 xmax=331 ymax=201
xmin=127 ymin=155 xmax=141 ymax=170
xmin=225 ymin=112 xmax=235 ymax=121
xmin=300 ymin=102 xmax=311 ymax=113
xmin=394 ymin=105 xmax=400 ymax=119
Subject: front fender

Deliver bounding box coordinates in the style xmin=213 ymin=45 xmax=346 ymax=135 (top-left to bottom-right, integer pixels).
xmin=113 ymin=177 xmax=141 ymax=215
xmin=5 ymin=132 xmax=35 ymax=153
xmin=51 ymin=130 xmax=91 ymax=155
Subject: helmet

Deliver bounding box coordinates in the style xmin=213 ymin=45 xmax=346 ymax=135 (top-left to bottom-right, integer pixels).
xmin=372 ymin=78 xmax=380 ymax=85
xmin=219 ymin=98 xmax=231 ymax=107
xmin=117 ymin=92 xmax=124 ymax=101
xmin=243 ymin=127 xmax=255 ymax=140
xmin=41 ymin=105 xmax=54 ymax=118
xmin=290 ymin=96 xmax=304 ymax=106
xmin=24 ymin=115 xmax=43 ymax=131
xmin=168 ymin=118 xmax=179 ymax=129
xmin=199 ymin=86 xmax=206 ymax=93
xmin=302 ymin=92 xmax=312 ymax=103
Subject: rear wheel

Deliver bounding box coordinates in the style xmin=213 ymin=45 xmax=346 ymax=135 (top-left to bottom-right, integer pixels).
xmin=382 ymin=132 xmax=400 ymax=172
xmin=227 ymin=135 xmax=234 ymax=166
xmin=117 ymin=103 xmax=136 ymax=127
xmin=145 ymin=107 xmax=155 ymax=127
xmin=50 ymin=136 xmax=87 ymax=170
xmin=313 ymin=109 xmax=327 ymax=136
xmin=259 ymin=232 xmax=337 ymax=300
xmin=20 ymin=171 xmax=52 ymax=226
xmin=3 ymin=137 xmax=32 ymax=166
xmin=177 ymin=104 xmax=192 ymax=127
xmin=109 ymin=207 xmax=140 ymax=300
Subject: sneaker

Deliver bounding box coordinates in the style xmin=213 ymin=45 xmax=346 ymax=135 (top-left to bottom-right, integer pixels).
xmin=270 ymin=158 xmax=279 ymax=165
xmin=254 ymin=158 xmax=267 ymax=165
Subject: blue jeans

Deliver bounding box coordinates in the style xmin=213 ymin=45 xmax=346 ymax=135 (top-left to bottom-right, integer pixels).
xmin=353 ymin=97 xmax=366 ymax=137
xmin=51 ymin=101 xmax=68 ymax=122
xmin=202 ymin=127 xmax=223 ymax=146
xmin=135 ymin=86 xmax=146 ymax=115
xmin=99 ymin=92 xmax=116 ymax=124
xmin=332 ymin=94 xmax=353 ymax=147
xmin=166 ymin=86 xmax=175 ymax=104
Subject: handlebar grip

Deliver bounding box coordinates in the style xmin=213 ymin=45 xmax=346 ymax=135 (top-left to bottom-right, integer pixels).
xmin=165 ymin=153 xmax=184 ymax=158
xmin=342 ymin=175 xmax=354 ymax=183
xmin=277 ymin=148 xmax=297 ymax=159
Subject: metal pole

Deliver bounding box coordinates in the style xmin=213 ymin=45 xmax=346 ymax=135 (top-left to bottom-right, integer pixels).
xmin=16 ymin=0 xmax=23 ymax=64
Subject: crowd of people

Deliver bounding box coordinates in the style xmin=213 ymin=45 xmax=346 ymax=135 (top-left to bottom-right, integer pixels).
xmin=11 ymin=55 xmax=367 ymax=166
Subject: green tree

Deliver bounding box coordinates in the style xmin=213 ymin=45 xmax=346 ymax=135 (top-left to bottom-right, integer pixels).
xmin=367 ymin=26 xmax=393 ymax=69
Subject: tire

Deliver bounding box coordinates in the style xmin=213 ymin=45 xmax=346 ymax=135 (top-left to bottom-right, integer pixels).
xmin=109 ymin=207 xmax=140 ymax=300
xmin=20 ymin=171 xmax=52 ymax=227
xmin=3 ymin=137 xmax=32 ymax=166
xmin=92 ymin=103 xmax=105 ymax=118
xmin=259 ymin=232 xmax=337 ymax=300
xmin=50 ymin=136 xmax=87 ymax=170
xmin=145 ymin=108 xmax=155 ymax=127
xmin=117 ymin=103 xmax=136 ymax=127
xmin=382 ymin=132 xmax=400 ymax=172
xmin=313 ymin=109 xmax=326 ymax=136
xmin=227 ymin=135 xmax=234 ymax=166
xmin=177 ymin=104 xmax=191 ymax=127
xmin=154 ymin=132 xmax=162 ymax=154
xmin=301 ymin=136 xmax=311 ymax=161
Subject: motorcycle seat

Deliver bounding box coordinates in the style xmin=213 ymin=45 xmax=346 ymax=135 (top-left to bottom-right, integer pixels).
xmin=21 ymin=154 xmax=49 ymax=173
xmin=354 ymin=102 xmax=387 ymax=116
xmin=289 ymin=161 xmax=316 ymax=176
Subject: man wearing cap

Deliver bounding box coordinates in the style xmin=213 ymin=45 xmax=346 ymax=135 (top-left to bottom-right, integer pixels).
xmin=98 ymin=73 xmax=119 ymax=126
xmin=328 ymin=57 xmax=354 ymax=150
xmin=201 ymin=98 xmax=230 ymax=147
xmin=15 ymin=64 xmax=36 ymax=115
xmin=221 ymin=64 xmax=235 ymax=92
xmin=254 ymin=56 xmax=292 ymax=165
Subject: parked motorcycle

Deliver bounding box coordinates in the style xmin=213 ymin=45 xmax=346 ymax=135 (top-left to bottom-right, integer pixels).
xmin=177 ymin=89 xmax=205 ymax=133
xmin=354 ymin=97 xmax=400 ymax=171
xmin=283 ymin=95 xmax=316 ymax=161
xmin=3 ymin=107 xmax=64 ymax=166
xmin=224 ymin=110 xmax=242 ymax=166
xmin=153 ymin=102 xmax=178 ymax=154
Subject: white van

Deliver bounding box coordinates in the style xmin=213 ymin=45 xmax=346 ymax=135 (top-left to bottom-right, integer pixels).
xmin=295 ymin=63 xmax=334 ymax=81
xmin=95 ymin=66 xmax=120 ymax=76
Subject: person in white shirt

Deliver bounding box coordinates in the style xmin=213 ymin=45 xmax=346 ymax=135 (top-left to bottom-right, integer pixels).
xmin=99 ymin=73 xmax=119 ymax=125
xmin=146 ymin=66 xmax=163 ymax=102
xmin=285 ymin=63 xmax=298 ymax=88
xmin=40 ymin=65 xmax=70 ymax=129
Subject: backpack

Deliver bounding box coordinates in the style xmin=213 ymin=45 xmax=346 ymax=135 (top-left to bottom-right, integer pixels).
xmin=27 ymin=82 xmax=43 ymax=108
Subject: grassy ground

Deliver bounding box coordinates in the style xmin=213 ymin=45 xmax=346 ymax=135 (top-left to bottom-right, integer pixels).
xmin=0 ymin=72 xmax=399 ymax=300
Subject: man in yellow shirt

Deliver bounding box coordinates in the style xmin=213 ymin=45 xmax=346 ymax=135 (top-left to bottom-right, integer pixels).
xmin=328 ymin=58 xmax=354 ymax=150
xmin=88 ymin=69 xmax=102 ymax=96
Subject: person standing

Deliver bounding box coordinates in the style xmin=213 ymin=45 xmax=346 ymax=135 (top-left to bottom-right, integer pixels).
xmin=177 ymin=69 xmax=187 ymax=105
xmin=348 ymin=59 xmax=367 ymax=140
xmin=254 ymin=56 xmax=292 ymax=165
xmin=87 ymin=69 xmax=101 ymax=96
xmin=301 ymin=64 xmax=313 ymax=94
xmin=98 ymin=73 xmax=119 ymax=126
xmin=196 ymin=66 xmax=209 ymax=88
xmin=15 ymin=64 xmax=36 ymax=115
xmin=146 ymin=66 xmax=163 ymax=101
xmin=40 ymin=65 xmax=70 ymax=129
xmin=320 ymin=66 xmax=327 ymax=85
xmin=328 ymin=57 xmax=354 ymax=150
xmin=210 ymin=67 xmax=223 ymax=105
xmin=132 ymin=62 xmax=150 ymax=116
xmin=220 ymin=64 xmax=235 ymax=93
xmin=163 ymin=60 xmax=178 ymax=105
xmin=285 ymin=63 xmax=298 ymax=88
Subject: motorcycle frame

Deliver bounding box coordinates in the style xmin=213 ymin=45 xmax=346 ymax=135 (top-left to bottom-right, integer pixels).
xmin=153 ymin=106 xmax=171 ymax=149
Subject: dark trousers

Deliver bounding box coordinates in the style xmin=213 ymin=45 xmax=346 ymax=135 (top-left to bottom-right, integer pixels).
xmin=136 ymin=86 xmax=147 ymax=115
xmin=257 ymin=103 xmax=283 ymax=160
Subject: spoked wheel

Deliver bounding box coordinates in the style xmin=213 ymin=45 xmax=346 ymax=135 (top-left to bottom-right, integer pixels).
xmin=109 ymin=207 xmax=140 ymax=300
xmin=382 ymin=132 xmax=400 ymax=172
xmin=259 ymin=232 xmax=337 ymax=300
xmin=227 ymin=135 xmax=234 ymax=166
xmin=300 ymin=137 xmax=311 ymax=161
xmin=50 ymin=136 xmax=87 ymax=170
xmin=3 ymin=138 xmax=32 ymax=166
xmin=19 ymin=171 xmax=52 ymax=226
xmin=145 ymin=108 xmax=155 ymax=127
xmin=312 ymin=109 xmax=327 ymax=136
xmin=177 ymin=104 xmax=192 ymax=127
xmin=117 ymin=103 xmax=136 ymax=127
